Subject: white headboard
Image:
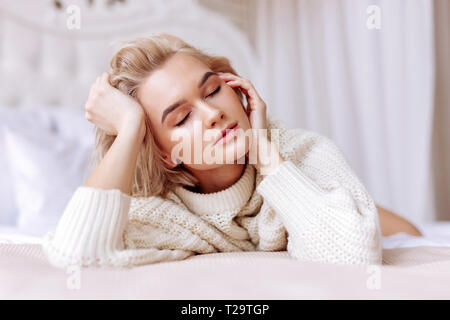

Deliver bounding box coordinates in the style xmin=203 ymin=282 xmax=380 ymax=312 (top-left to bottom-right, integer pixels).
xmin=0 ymin=0 xmax=259 ymax=109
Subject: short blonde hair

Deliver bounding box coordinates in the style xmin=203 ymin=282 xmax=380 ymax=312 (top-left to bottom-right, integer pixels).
xmin=91 ymin=33 xmax=245 ymax=198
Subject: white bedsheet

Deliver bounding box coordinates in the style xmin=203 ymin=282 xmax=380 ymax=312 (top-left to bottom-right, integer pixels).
xmin=1 ymin=222 xmax=449 ymax=248
xmin=0 ymin=225 xmax=44 ymax=244
xmin=381 ymin=221 xmax=450 ymax=249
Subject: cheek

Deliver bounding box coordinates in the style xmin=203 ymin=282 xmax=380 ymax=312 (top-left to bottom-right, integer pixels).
xmin=163 ymin=129 xmax=196 ymax=163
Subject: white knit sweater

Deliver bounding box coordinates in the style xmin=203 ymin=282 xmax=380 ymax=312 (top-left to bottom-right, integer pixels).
xmin=42 ymin=115 xmax=383 ymax=268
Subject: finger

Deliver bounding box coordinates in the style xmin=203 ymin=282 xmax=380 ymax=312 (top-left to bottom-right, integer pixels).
xmin=217 ymin=72 xmax=239 ymax=80
xmin=226 ymin=80 xmax=253 ymax=108
xmin=100 ymin=72 xmax=110 ymax=86
xmin=88 ymin=82 xmax=96 ymax=98
xmin=89 ymin=77 xmax=100 ymax=98
xmin=94 ymin=77 xmax=101 ymax=91
xmin=225 ymin=79 xmax=262 ymax=108
xmin=222 ymin=77 xmax=252 ymax=93
xmin=218 ymin=73 xmax=264 ymax=106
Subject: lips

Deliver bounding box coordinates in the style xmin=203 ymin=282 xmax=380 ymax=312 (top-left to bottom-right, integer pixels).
xmin=214 ymin=122 xmax=238 ymax=145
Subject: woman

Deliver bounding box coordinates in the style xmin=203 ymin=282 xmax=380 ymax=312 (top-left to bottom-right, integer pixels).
xmin=42 ymin=33 xmax=421 ymax=269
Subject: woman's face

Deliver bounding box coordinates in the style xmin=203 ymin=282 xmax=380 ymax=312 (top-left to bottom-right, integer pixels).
xmin=137 ymin=52 xmax=251 ymax=170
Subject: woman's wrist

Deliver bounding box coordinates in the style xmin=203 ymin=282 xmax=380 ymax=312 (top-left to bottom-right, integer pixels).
xmin=119 ymin=112 xmax=146 ymax=142
xmin=256 ymin=152 xmax=284 ymax=176
xmin=254 ymin=137 xmax=285 ymax=176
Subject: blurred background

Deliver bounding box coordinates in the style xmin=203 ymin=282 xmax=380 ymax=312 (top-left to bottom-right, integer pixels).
xmin=0 ymin=0 xmax=448 ymax=239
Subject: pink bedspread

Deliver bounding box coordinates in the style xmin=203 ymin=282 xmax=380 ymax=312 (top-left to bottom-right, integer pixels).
xmin=0 ymin=244 xmax=449 ymax=299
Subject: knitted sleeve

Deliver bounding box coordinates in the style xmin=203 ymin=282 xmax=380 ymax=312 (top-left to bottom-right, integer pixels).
xmin=256 ymin=132 xmax=383 ymax=266
xmin=41 ymin=187 xmax=195 ymax=269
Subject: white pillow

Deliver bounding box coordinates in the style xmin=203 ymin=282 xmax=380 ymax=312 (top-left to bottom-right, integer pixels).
xmin=0 ymin=114 xmax=17 ymax=225
xmin=2 ymin=110 xmax=94 ymax=236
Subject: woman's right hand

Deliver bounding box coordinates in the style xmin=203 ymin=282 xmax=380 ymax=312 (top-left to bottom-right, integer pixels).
xmin=85 ymin=72 xmax=146 ymax=140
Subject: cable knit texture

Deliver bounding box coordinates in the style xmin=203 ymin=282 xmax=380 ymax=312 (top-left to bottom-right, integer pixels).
xmin=42 ymin=115 xmax=383 ymax=268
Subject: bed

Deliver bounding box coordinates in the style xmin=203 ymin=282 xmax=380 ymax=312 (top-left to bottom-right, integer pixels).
xmin=1 ymin=212 xmax=450 ymax=299
xmin=1 ymin=231 xmax=450 ymax=299
xmin=1 ymin=0 xmax=449 ymax=299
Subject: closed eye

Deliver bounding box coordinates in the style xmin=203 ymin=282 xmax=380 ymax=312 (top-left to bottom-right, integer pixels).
xmin=175 ymin=86 xmax=221 ymax=127
xmin=175 ymin=112 xmax=191 ymax=127
xmin=207 ymin=86 xmax=221 ymax=98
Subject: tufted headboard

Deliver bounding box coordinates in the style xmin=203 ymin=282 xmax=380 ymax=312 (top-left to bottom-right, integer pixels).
xmin=0 ymin=0 xmax=260 ymax=109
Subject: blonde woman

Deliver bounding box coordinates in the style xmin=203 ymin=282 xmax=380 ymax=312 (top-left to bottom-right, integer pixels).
xmin=42 ymin=33 xmax=421 ymax=268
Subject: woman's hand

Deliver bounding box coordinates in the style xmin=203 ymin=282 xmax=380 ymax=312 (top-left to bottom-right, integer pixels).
xmin=218 ymin=72 xmax=284 ymax=175
xmin=376 ymin=205 xmax=423 ymax=237
xmin=217 ymin=72 xmax=268 ymax=132
xmin=85 ymin=72 xmax=146 ymax=140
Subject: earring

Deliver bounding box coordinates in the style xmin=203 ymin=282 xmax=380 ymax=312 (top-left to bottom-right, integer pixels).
xmin=175 ymin=158 xmax=182 ymax=169
xmin=162 ymin=155 xmax=181 ymax=169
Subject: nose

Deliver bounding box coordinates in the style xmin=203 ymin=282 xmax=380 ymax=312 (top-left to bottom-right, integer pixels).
xmin=200 ymin=103 xmax=225 ymax=128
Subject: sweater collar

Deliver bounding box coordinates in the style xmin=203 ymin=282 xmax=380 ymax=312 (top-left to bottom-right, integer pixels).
xmin=173 ymin=163 xmax=256 ymax=215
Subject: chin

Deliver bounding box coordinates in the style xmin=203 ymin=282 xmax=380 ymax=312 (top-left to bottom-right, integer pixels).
xmin=214 ymin=132 xmax=249 ymax=165
xmin=185 ymin=135 xmax=248 ymax=169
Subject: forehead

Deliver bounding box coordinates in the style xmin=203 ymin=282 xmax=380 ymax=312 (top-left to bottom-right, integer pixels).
xmin=137 ymin=53 xmax=211 ymax=114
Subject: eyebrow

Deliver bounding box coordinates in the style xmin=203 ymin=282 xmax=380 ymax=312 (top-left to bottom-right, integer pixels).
xmin=161 ymin=71 xmax=217 ymax=124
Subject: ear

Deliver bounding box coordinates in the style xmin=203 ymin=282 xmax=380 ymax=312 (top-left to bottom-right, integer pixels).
xmin=161 ymin=154 xmax=178 ymax=169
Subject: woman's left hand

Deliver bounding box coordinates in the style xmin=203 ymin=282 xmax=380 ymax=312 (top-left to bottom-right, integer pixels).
xmin=217 ymin=72 xmax=284 ymax=175
xmin=217 ymin=72 xmax=267 ymax=132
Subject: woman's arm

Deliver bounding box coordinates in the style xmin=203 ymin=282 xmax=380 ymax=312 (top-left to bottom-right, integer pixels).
xmin=41 ymin=73 xmax=190 ymax=268
xmin=375 ymin=205 xmax=423 ymax=237
xmin=256 ymin=133 xmax=383 ymax=266
xmin=83 ymin=72 xmax=146 ymax=194
xmin=42 ymin=113 xmax=195 ymax=268
xmin=41 ymin=185 xmax=195 ymax=268
xmin=83 ymin=117 xmax=145 ymax=194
